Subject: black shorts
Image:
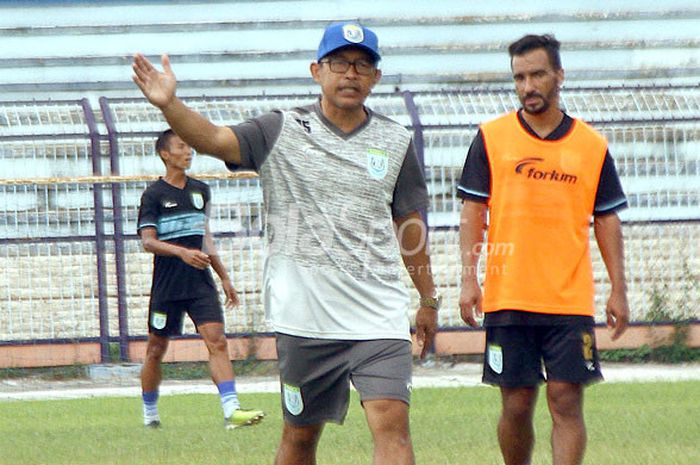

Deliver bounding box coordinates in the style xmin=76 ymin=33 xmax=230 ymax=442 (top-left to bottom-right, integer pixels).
xmin=482 ymin=324 xmax=603 ymax=387
xmin=147 ymin=294 xmax=223 ymax=337
xmin=276 ymin=333 xmax=413 ymax=426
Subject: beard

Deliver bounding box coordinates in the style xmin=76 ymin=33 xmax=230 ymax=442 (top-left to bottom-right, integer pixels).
xmin=521 ymin=93 xmax=549 ymax=114
xmin=520 ymin=86 xmax=559 ymax=115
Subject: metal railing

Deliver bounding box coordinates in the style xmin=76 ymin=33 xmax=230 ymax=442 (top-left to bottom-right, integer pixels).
xmin=1 ymin=86 xmax=698 ymax=363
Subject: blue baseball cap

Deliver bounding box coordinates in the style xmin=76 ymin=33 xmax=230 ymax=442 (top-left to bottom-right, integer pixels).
xmin=317 ymin=21 xmax=380 ymax=63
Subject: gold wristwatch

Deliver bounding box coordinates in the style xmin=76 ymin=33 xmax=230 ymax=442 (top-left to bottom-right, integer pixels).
xmin=419 ymin=292 xmax=442 ymax=311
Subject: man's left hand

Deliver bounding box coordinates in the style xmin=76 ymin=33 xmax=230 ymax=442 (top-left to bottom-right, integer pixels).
xmin=222 ymin=279 xmax=240 ymax=309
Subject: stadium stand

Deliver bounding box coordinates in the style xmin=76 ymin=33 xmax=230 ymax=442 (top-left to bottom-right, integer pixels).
xmin=0 ymin=0 xmax=698 ymax=99
xmin=0 ymin=0 xmax=698 ymax=366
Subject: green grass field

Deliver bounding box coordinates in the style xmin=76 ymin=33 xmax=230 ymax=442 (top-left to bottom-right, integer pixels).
xmin=1 ymin=381 xmax=698 ymax=465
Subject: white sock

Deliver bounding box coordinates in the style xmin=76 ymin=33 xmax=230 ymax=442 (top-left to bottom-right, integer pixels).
xmin=143 ymin=405 xmax=160 ymax=425
xmin=142 ymin=391 xmax=160 ymax=424
xmin=217 ymin=380 xmax=240 ymax=418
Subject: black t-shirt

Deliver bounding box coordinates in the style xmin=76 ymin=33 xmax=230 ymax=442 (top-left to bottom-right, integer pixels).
xmin=457 ymin=110 xmax=627 ymax=326
xmin=137 ymin=177 xmax=217 ymax=301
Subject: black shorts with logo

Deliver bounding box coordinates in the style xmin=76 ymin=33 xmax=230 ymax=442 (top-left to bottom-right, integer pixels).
xmin=483 ymin=313 xmax=603 ymax=387
xmin=147 ymin=294 xmax=223 ymax=337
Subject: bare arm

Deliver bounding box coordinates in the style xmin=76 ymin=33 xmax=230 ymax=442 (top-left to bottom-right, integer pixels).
xmin=458 ymin=200 xmax=487 ymax=327
xmin=594 ymin=212 xmax=629 ymax=340
xmin=394 ymin=211 xmax=437 ymax=359
xmin=132 ymin=53 xmax=241 ymax=165
xmin=209 ymin=253 xmax=239 ymax=309
xmin=203 ymin=223 xmax=239 ymax=308
xmin=140 ymin=227 xmax=211 ymax=270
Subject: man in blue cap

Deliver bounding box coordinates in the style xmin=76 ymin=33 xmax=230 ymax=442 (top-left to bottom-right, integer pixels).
xmin=132 ymin=21 xmax=439 ymax=465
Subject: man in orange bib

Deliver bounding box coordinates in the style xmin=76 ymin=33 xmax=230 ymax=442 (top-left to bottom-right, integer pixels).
xmin=458 ymin=34 xmax=630 ymax=465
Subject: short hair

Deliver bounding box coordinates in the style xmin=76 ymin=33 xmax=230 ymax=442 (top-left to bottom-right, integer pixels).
xmin=508 ymin=34 xmax=562 ymax=70
xmin=155 ymin=129 xmax=176 ymax=155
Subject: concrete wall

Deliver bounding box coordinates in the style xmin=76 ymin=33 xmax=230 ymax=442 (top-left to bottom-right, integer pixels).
xmin=1 ymin=323 xmax=699 ymax=368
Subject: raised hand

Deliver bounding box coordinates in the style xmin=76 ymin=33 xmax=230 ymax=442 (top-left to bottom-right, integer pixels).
xmin=132 ymin=53 xmax=177 ymax=109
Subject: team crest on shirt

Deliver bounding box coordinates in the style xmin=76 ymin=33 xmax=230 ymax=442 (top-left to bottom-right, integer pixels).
xmin=487 ymin=344 xmax=503 ymax=374
xmin=342 ymin=24 xmax=364 ymax=43
xmin=190 ymin=191 xmax=204 ymax=210
xmin=367 ymin=148 xmax=388 ymax=180
xmin=283 ymin=383 xmax=304 ymax=416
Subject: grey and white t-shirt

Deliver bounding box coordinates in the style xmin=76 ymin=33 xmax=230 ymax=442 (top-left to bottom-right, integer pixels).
xmin=228 ymin=101 xmax=428 ymax=340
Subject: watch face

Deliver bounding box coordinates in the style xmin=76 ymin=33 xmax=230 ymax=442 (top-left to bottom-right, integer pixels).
xmin=421 ymin=295 xmax=441 ymax=310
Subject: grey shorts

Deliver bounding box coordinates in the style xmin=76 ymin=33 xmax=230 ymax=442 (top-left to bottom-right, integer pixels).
xmin=276 ymin=333 xmax=413 ymax=426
